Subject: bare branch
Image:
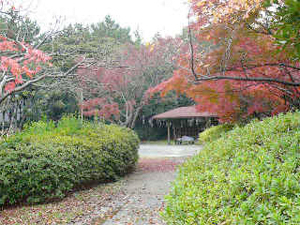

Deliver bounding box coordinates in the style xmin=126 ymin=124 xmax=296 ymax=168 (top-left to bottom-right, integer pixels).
xmin=195 ymin=75 xmax=300 ymax=86
xmin=188 ymin=26 xmax=199 ymax=81
xmin=0 ymin=59 xmax=85 ymax=104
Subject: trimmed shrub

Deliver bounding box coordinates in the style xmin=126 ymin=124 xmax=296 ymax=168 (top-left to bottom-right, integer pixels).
xmin=0 ymin=117 xmax=139 ymax=206
xmin=163 ymin=112 xmax=300 ymax=224
xmin=198 ymin=124 xmax=234 ymax=144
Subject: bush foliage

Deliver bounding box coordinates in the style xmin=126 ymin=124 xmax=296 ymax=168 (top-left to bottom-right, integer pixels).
xmin=0 ymin=117 xmax=139 ymax=206
xmin=198 ymin=124 xmax=234 ymax=144
xmin=163 ymin=112 xmax=300 ymax=224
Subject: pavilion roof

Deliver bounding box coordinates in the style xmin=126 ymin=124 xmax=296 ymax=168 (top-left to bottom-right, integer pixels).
xmin=152 ymin=106 xmax=217 ymax=120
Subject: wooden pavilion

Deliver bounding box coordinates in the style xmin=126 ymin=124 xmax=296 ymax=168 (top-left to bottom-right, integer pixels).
xmin=152 ymin=106 xmax=218 ymax=144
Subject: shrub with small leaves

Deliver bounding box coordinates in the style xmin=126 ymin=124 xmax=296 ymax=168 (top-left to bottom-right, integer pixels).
xmin=163 ymin=112 xmax=300 ymax=224
xmin=0 ymin=117 xmax=139 ymax=206
xmin=198 ymin=124 xmax=234 ymax=144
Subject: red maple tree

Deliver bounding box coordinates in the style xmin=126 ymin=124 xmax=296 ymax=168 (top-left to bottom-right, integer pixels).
xmin=0 ymin=1 xmax=84 ymax=105
xmin=0 ymin=34 xmax=53 ymax=103
xmin=78 ymin=37 xmax=182 ymax=127
xmin=150 ymin=0 xmax=300 ymax=123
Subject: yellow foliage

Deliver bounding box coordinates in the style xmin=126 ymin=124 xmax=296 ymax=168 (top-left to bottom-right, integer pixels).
xmin=196 ymin=1 xmax=205 ymax=7
xmin=150 ymin=44 xmax=155 ymax=52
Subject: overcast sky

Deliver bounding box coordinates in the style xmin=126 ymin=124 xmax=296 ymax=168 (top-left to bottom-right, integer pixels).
xmin=19 ymin=0 xmax=190 ymax=42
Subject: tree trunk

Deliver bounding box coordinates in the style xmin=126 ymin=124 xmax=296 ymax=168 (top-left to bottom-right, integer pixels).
xmin=129 ymin=106 xmax=143 ymax=129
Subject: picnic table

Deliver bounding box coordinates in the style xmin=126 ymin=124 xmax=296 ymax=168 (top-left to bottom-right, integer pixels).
xmin=175 ymin=136 xmax=195 ymax=145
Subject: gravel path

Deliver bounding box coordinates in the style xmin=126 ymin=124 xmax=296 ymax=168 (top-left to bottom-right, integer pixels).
xmin=100 ymin=171 xmax=174 ymax=224
xmin=100 ymin=160 xmax=181 ymax=225
xmin=139 ymin=144 xmax=201 ymax=158
xmin=90 ymin=145 xmax=200 ymax=225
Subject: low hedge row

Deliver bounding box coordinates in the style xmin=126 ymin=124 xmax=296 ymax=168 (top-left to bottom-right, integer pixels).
xmin=198 ymin=124 xmax=234 ymax=144
xmin=0 ymin=117 xmax=139 ymax=206
xmin=163 ymin=112 xmax=300 ymax=224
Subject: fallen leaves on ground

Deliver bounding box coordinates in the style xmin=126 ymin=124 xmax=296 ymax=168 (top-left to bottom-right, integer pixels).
xmin=138 ymin=158 xmax=184 ymax=172
xmin=0 ymin=157 xmax=185 ymax=225
xmin=0 ymin=181 xmax=124 ymax=225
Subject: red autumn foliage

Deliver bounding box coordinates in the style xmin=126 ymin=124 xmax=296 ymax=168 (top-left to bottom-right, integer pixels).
xmin=0 ymin=35 xmax=51 ymax=94
xmin=149 ymin=0 xmax=300 ymax=123
xmin=79 ymin=37 xmax=182 ymax=127
xmin=80 ymin=98 xmax=120 ymax=120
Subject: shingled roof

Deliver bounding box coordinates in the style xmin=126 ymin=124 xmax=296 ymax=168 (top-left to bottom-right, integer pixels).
xmin=153 ymin=106 xmax=217 ymax=120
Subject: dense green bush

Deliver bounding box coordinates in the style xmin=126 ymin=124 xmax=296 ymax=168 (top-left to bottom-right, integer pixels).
xmin=0 ymin=117 xmax=139 ymax=206
xmin=163 ymin=112 xmax=300 ymax=224
xmin=198 ymin=124 xmax=234 ymax=144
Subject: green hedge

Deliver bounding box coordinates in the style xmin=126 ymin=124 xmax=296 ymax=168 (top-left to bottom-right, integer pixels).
xmin=163 ymin=112 xmax=300 ymax=224
xmin=0 ymin=117 xmax=139 ymax=206
xmin=198 ymin=124 xmax=234 ymax=144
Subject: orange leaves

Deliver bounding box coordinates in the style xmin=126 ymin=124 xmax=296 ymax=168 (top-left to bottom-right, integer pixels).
xmin=196 ymin=1 xmax=206 ymax=7
xmin=148 ymin=71 xmax=190 ymax=99
xmin=4 ymin=82 xmax=15 ymax=93
xmin=150 ymin=0 xmax=298 ymax=123
xmin=152 ymin=56 xmax=292 ymax=122
xmin=0 ymin=36 xmax=51 ymax=94
xmin=191 ymin=0 xmax=264 ymax=26
xmin=148 ymin=20 xmax=297 ymax=123
xmin=0 ymin=57 xmax=22 ymax=83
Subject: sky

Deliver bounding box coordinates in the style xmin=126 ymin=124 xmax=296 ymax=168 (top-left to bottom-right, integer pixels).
xmin=19 ymin=0 xmax=190 ymax=42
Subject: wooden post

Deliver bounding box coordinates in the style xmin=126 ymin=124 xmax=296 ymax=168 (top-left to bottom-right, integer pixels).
xmin=167 ymin=121 xmax=171 ymax=145
xmin=173 ymin=125 xmax=176 ymax=140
